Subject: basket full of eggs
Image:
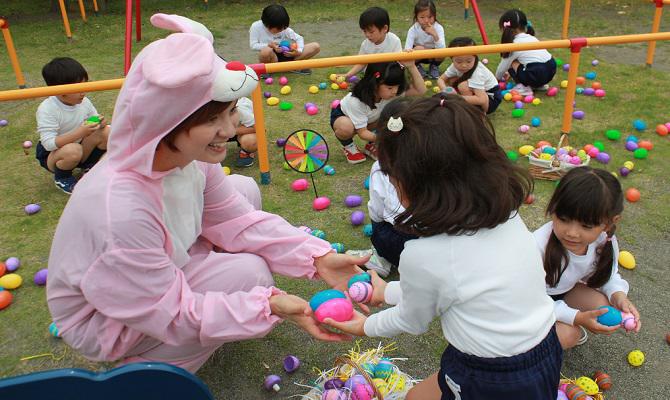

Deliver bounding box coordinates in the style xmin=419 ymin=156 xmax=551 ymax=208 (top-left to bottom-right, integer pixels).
xmin=526 ymin=134 xmax=590 ymax=181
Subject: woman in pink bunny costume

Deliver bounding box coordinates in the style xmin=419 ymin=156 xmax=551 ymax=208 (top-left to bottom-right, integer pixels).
xmin=46 ymin=14 xmax=367 ymax=373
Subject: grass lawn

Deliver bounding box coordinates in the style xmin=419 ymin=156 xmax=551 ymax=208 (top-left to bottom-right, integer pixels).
xmin=1 ymin=0 xmax=669 ymax=398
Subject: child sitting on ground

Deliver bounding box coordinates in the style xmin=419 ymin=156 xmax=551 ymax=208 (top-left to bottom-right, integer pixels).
xmin=35 ymin=57 xmax=109 ymax=194
xmin=342 ymin=7 xmax=403 ymax=81
xmin=404 ymin=0 xmax=446 ymax=79
xmin=230 ymin=97 xmax=257 ymax=168
xmin=249 ymin=4 xmax=320 ymax=75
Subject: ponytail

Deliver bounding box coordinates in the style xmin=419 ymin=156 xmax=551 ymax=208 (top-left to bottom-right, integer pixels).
xmin=500 ymin=28 xmax=515 ymax=58
xmin=499 ymin=9 xmax=531 ymax=58
xmin=544 ymin=230 xmax=569 ymax=287
xmin=587 ymin=225 xmax=616 ymax=288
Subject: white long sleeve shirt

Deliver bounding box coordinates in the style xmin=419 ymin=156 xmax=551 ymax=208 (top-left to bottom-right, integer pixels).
xmin=495 ymin=33 xmax=552 ymax=80
xmin=404 ymin=21 xmax=445 ymax=50
xmin=368 ymin=161 xmax=404 ymax=224
xmin=365 ymin=214 xmax=556 ymax=357
xmin=36 ymin=96 xmax=98 ymax=151
xmin=249 ymin=20 xmax=304 ymax=52
xmin=533 ymin=221 xmax=630 ymax=325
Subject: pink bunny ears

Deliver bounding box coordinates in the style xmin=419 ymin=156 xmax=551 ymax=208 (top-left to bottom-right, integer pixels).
xmin=150 ymin=13 xmax=214 ymax=43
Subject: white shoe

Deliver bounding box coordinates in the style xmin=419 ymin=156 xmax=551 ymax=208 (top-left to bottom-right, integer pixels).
xmin=346 ymin=248 xmax=393 ymax=278
xmin=576 ymin=326 xmax=588 ymax=346
xmin=513 ymin=83 xmax=534 ymax=96
xmin=534 ymin=84 xmax=550 ymax=92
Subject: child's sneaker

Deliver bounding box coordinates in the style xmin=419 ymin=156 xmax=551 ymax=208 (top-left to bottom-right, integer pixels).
xmin=346 ymin=248 xmax=392 ymax=278
xmin=429 ymin=64 xmax=441 ymax=79
xmin=534 ymin=84 xmax=550 ymax=92
xmin=363 ymin=142 xmax=378 ymax=160
xmin=54 ymin=176 xmax=77 ymax=195
xmin=343 ymin=144 xmax=366 ymax=164
xmin=417 ymin=64 xmax=429 ymax=79
xmin=512 ymin=83 xmax=534 ymax=96
xmin=235 ymin=150 xmax=255 ymax=168
xmin=576 ymin=326 xmax=589 ymax=346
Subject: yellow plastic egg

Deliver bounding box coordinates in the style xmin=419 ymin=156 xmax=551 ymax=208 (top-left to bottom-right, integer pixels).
xmin=0 ymin=273 xmax=23 ymax=290
xmin=627 ymin=349 xmax=645 ymax=366
xmin=424 ymin=80 xmax=432 ymax=87
xmin=372 ymin=378 xmax=389 ymax=396
xmin=563 ymin=146 xmax=573 ymax=152
xmin=540 ymin=153 xmax=552 ymax=160
xmin=387 ymin=374 xmax=406 ymax=392
xmin=222 ymin=166 xmax=231 ymax=175
xmin=308 ymin=85 xmax=319 ymax=94
xmin=575 ymin=376 xmax=599 ymax=395
xmin=503 ymin=92 xmax=513 ymax=101
xmin=432 ymin=86 xmax=440 ymax=93
xmin=266 ymin=97 xmax=279 ymax=106
xmin=336 ymin=75 xmax=346 ymax=83
xmin=329 ymin=73 xmax=337 ymax=82
xmin=519 ymin=145 xmax=535 ymax=156
xmin=623 ymin=161 xmax=634 ymax=170
xmin=560 ymin=80 xmax=569 ymax=88
xmin=611 ymin=172 xmax=618 ymax=178
xmin=280 ymin=85 xmax=292 ymax=95
xmin=331 ymin=83 xmax=340 ymax=90
xmin=618 ymin=251 xmax=636 ymax=270
xmin=532 ymin=98 xmax=541 ymax=105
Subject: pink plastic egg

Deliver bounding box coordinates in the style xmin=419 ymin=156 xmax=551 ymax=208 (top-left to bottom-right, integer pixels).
xmin=279 ymin=76 xmax=289 ymax=85
xmin=265 ymin=77 xmax=274 ymax=85
xmin=587 ymin=147 xmax=600 ymax=158
xmin=621 ymin=312 xmax=637 ymax=331
xmin=330 ymin=99 xmax=341 ymax=109
xmin=594 ymin=89 xmax=606 ymax=97
xmin=570 ymin=156 xmax=582 ymax=165
xmin=523 ymin=95 xmax=534 ymax=103
xmin=23 ymin=140 xmax=33 ymax=149
xmin=313 ymin=196 xmax=331 ymax=211
xmin=348 ymin=281 xmax=373 ymax=303
xmin=518 ymin=125 xmax=530 ymax=133
xmin=306 ymin=106 xmax=319 ymax=115
xmin=547 ymin=87 xmax=559 ymax=96
xmin=321 ymin=389 xmax=347 ymax=400
xmin=291 ymin=178 xmax=309 ymax=191
xmin=351 ymin=383 xmax=374 ymax=400
xmin=314 ymin=297 xmax=353 ymax=322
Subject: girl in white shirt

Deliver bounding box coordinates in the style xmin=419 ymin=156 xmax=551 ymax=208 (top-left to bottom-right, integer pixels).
xmin=495 ymin=9 xmax=556 ymax=95
xmin=534 ymin=167 xmax=641 ymax=350
xmin=437 ymin=37 xmax=502 ymax=114
xmin=326 ymin=95 xmax=561 ymax=400
xmin=404 ymin=0 xmax=446 ymax=79
xmin=330 ymin=61 xmax=425 ymax=164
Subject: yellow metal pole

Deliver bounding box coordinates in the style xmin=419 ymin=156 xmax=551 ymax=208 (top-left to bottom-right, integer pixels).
xmin=0 ymin=19 xmax=27 ymax=88
xmin=0 ymin=79 xmax=124 ymax=102
xmin=57 ymin=0 xmax=73 ymax=39
xmin=646 ymin=1 xmax=664 ymax=66
xmin=561 ymin=39 xmax=586 ymax=138
xmin=562 ymin=0 xmax=571 ymax=39
xmin=250 ymin=85 xmax=271 ymax=184
xmin=464 ymin=0 xmax=470 ymax=19
xmin=78 ymin=0 xmax=87 ymax=22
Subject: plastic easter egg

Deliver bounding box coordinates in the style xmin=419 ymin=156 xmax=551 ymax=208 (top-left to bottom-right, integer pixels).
xmin=633 ymin=148 xmax=648 ymax=159
xmin=432 ymin=86 xmax=441 ymax=93
xmin=576 ymin=87 xmax=584 ymax=95
xmin=524 ymin=194 xmax=535 ymax=204
xmin=280 ymin=85 xmax=292 ymax=95
xmin=279 ymin=76 xmax=289 ymax=85
xmin=656 ymin=124 xmax=669 ymax=136
xmin=324 ymin=165 xmax=336 ymax=175
xmin=623 ymin=161 xmax=634 ymax=170
xmin=0 ymin=273 xmax=23 ymax=289
xmin=374 ymin=359 xmax=394 ymax=379
xmin=633 ymin=119 xmax=646 ymax=131
xmin=557 ymin=390 xmax=569 ymax=400
xmin=583 ymin=88 xmax=595 ymax=96
xmin=318 ymin=82 xmax=328 ymax=90
xmin=331 ymin=99 xmax=341 ymax=109
xmin=372 ymin=378 xmax=389 ymax=396
xmin=626 ymin=134 xmax=639 ymax=143
xmin=344 ymin=194 xmax=362 ymax=207
xmin=331 ymin=243 xmax=345 ymax=254
xmin=539 ymin=153 xmax=552 ymax=161
xmin=344 ymin=375 xmax=368 ymax=391
xmin=49 ymin=322 xmax=61 ymax=337
xmin=221 ymin=166 xmax=231 ymax=176
xmin=523 ymin=95 xmax=534 ymax=103
xmin=348 ymin=281 xmax=373 ymax=303
xmin=518 ymin=125 xmax=530 ymax=133
xmin=313 ymin=196 xmax=331 ymax=211
xmin=547 ymin=86 xmax=559 ymax=96
xmin=519 ymin=145 xmax=535 ymax=156
xmin=592 ymin=371 xmax=611 ymax=391
xmin=314 ymin=297 xmax=353 ymax=322
xmin=619 ymin=167 xmax=630 ymax=177
xmin=387 ymin=374 xmax=405 ymax=392
xmin=564 ymin=383 xmax=588 ymax=400
xmin=276 ymin=138 xmax=287 ymax=147
xmin=424 ymin=80 xmax=432 ymax=88
xmin=542 ymin=147 xmax=557 ymax=155
xmin=321 ymin=389 xmax=347 ymax=400
xmin=24 ymin=203 xmax=41 ymax=215
xmin=605 ymin=129 xmax=621 ymax=140
xmin=311 ymin=229 xmax=326 ymax=239
xmin=624 ymin=141 xmax=638 ymax=151
xmin=308 ymin=85 xmax=319 ymax=94
xmin=264 ymin=77 xmax=273 ymax=85
xmin=0 ymin=262 xmax=5 ymax=277
xmin=576 ymin=376 xmax=599 ymax=395
xmin=506 ymin=81 xmax=515 ymax=90
xmin=627 ymin=349 xmax=644 ymax=366
xmin=307 ymin=106 xmax=319 ymax=115
xmin=585 ymin=71 xmax=597 ymax=80
xmin=33 ymin=268 xmax=48 ymax=285
xmin=309 ymin=289 xmax=347 ymax=311
xmin=0 ymin=119 xmax=8 ymax=127
xmin=506 ymin=151 xmax=519 ymax=161
xmin=503 ymin=92 xmax=513 ymax=101
xmin=329 ymin=73 xmax=338 ymax=82
xmin=560 ymin=80 xmax=569 ymax=88
xmin=514 ymin=100 xmax=524 ymax=109
xmin=597 ymin=305 xmax=622 ymax=326
xmin=0 ymin=290 xmax=13 ymax=310
xmin=324 ymin=378 xmax=345 ymax=389
xmin=291 ymin=178 xmax=309 ymax=191
xmin=331 ymin=83 xmax=340 ymax=90
xmin=351 ymin=383 xmax=374 ymax=400
xmin=532 ymin=98 xmax=541 ymax=105
xmin=348 ymin=75 xmax=359 ymax=83
xmin=5 ymin=257 xmax=20 ymax=272
xmin=23 ymin=140 xmax=33 ymax=150
xmin=348 ymin=272 xmax=371 ymax=288
xmin=576 ymin=76 xmax=586 ymax=85
xmin=362 ymin=223 xmax=373 ymax=237
xmin=264 ymin=374 xmax=281 ymax=392
xmin=279 ymin=101 xmax=293 ymax=111
xmin=364 ymin=176 xmax=370 ymax=189
xmin=530 ymin=117 xmax=541 ymax=127
xmin=562 ymin=64 xmax=570 ymax=72
xmin=621 ymin=312 xmax=636 ymax=331
xmin=595 ymin=152 xmax=610 ymax=164
xmin=594 ymin=89 xmax=606 ymax=97
xmin=350 ymin=210 xmax=365 ymax=226
xmin=511 ymin=109 xmax=525 ymax=118
xmin=618 ymin=250 xmax=636 ymax=269
xmin=572 ymin=110 xmax=585 ymax=120
xmin=339 ymin=81 xmax=349 ymax=90
xmin=266 ymin=96 xmax=279 ymax=106
xmin=637 ymin=140 xmax=653 ymax=151
xmin=263 ymin=91 xmax=272 ymax=98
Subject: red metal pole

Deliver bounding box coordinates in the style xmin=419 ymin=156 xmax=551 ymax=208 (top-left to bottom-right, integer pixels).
xmin=124 ymin=0 xmax=132 ymax=75
xmin=135 ymin=0 xmax=141 ymax=42
xmin=470 ymin=0 xmax=489 ymax=45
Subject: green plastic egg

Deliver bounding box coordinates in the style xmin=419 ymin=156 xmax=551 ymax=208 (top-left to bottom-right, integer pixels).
xmin=605 ymin=129 xmax=621 ymax=140
xmin=512 ymin=109 xmax=525 ymax=118
xmin=279 ymin=101 xmax=293 ymax=111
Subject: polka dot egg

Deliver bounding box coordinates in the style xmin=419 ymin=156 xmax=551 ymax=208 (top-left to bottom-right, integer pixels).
xmin=575 ymin=376 xmax=599 ymax=395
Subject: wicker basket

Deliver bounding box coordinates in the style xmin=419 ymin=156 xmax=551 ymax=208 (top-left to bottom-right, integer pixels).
xmin=527 ymin=134 xmax=589 ymax=181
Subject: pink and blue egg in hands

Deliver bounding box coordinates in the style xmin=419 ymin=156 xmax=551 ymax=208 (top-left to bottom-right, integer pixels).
xmin=349 ymin=281 xmax=373 ymax=303
xmin=309 ymin=289 xmax=353 ymax=322
xmin=597 ymin=305 xmax=622 ymax=326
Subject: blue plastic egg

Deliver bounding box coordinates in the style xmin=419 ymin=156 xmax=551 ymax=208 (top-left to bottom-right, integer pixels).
xmin=597 ymin=305 xmax=622 ymax=326
xmin=362 ymin=224 xmax=373 ymax=237
xmin=324 ymin=165 xmax=336 ymax=175
xmin=364 ymin=176 xmax=370 ymax=190
xmin=49 ymin=322 xmax=61 ymax=337
xmin=347 ymin=272 xmax=371 ymax=288
xmin=331 ymin=242 xmax=345 ymax=253
xmin=374 ymin=359 xmax=394 ymax=379
xmin=531 ymin=117 xmax=541 ymax=127
xmin=311 ymin=229 xmax=326 ymax=240
xmin=633 ymin=119 xmax=646 ymax=131
xmin=318 ymin=82 xmax=328 ymax=90
xmin=309 ymin=289 xmax=347 ymax=311
xmin=585 ymin=71 xmax=597 ymax=80
xmin=576 ymin=87 xmax=584 ymax=94
xmin=626 ymin=135 xmax=639 ymax=143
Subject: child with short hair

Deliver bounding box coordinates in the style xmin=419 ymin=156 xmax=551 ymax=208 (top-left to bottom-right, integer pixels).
xmin=404 ymin=0 xmax=446 ymax=79
xmin=231 ymin=97 xmax=257 ymax=168
xmin=331 ymin=61 xmax=426 ymax=164
xmin=35 ymin=57 xmax=109 ymax=194
xmin=343 ymin=7 xmax=403 ymax=80
xmin=495 ymin=9 xmax=556 ymax=96
xmin=534 ymin=166 xmax=641 ymax=349
xmin=249 ymin=4 xmax=320 ymax=75
xmin=437 ymin=37 xmax=502 ymax=114
xmin=326 ymin=95 xmax=562 ymax=400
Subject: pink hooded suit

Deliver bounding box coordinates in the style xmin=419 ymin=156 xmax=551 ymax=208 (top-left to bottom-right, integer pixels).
xmin=46 ymin=14 xmax=332 ymax=372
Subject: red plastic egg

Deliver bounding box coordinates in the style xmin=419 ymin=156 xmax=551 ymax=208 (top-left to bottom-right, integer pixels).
xmin=656 ymin=124 xmax=669 ymax=136
xmin=0 ymin=262 xmax=5 ymax=277
xmin=0 ymin=290 xmax=13 ymax=310
xmin=625 ymin=188 xmax=641 ymax=203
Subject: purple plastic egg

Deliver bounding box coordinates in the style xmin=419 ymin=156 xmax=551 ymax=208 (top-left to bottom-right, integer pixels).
xmin=263 ymin=91 xmax=272 ymax=98
xmin=514 ymin=101 xmax=524 ymax=109
xmin=5 ymin=257 xmax=20 ymax=272
xmin=0 ymin=119 xmax=8 ymax=127
xmin=322 ymin=389 xmax=347 ymax=400
xmin=304 ymin=102 xmax=316 ymax=110
xmin=314 ymin=297 xmax=353 ymax=322
xmin=348 ymin=75 xmax=359 ymax=83
xmin=583 ymin=88 xmax=595 ymax=96
xmin=625 ymin=141 xmax=638 ymax=151
xmin=324 ymin=378 xmax=345 ymax=390
xmin=283 ymin=355 xmax=300 ymax=373
xmin=264 ymin=374 xmax=281 ymax=392
xmin=264 ymin=77 xmax=273 ymax=85
xmin=595 ymin=152 xmax=610 ymax=164
xmin=24 ymin=203 xmax=41 ymax=215
xmin=33 ymin=268 xmax=48 ymax=286
xmin=344 ymin=375 xmax=369 ymax=391
xmin=276 ymin=138 xmax=287 ymax=147
xmin=313 ymin=196 xmax=331 ymax=211
xmin=563 ymin=63 xmax=570 ymax=71
xmin=350 ymin=210 xmax=365 ymax=226
xmin=619 ymin=167 xmax=630 ymax=177
xmin=344 ymin=194 xmax=362 ymax=207
xmin=592 ymin=59 xmax=599 ymax=66
xmin=572 ymin=110 xmax=585 ymax=120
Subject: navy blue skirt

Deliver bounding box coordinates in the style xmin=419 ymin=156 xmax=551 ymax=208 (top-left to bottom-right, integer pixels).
xmin=437 ymin=326 xmax=563 ymax=400
xmin=509 ymin=58 xmax=557 ymax=88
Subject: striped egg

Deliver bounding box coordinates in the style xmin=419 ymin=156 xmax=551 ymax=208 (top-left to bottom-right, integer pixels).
xmin=593 ymin=370 xmax=612 ymax=390
xmin=565 ymin=383 xmax=588 ymax=400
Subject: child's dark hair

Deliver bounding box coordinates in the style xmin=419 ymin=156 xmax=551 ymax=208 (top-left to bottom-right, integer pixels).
xmin=448 ymin=37 xmax=479 ymax=89
xmin=359 ymin=7 xmax=390 ymax=31
xmin=376 ymin=95 xmax=532 ymax=236
xmin=499 ymin=9 xmax=535 ymax=58
xmin=352 ymin=62 xmax=407 ymax=109
xmin=42 ymin=57 xmax=89 ymax=86
xmin=261 ymin=4 xmax=290 ymax=30
xmin=544 ymin=167 xmax=624 ymax=288
xmin=414 ymin=0 xmax=437 ymax=22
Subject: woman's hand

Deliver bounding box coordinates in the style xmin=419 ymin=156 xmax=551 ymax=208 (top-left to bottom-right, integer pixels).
xmin=574 ymin=308 xmax=620 ymax=335
xmin=314 ymin=252 xmax=369 ymax=292
xmin=270 ymin=293 xmax=351 ymax=341
xmin=610 ymin=292 xmax=642 ymax=332
xmin=323 ymin=309 xmax=368 ymax=337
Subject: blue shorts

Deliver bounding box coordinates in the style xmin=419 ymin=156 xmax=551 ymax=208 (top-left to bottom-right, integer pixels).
xmin=35 ymin=141 xmax=105 ymax=172
xmin=509 ymin=58 xmax=557 ymax=88
xmin=437 ymin=326 xmax=563 ymax=400
xmin=329 ymin=104 xmax=346 ymax=130
xmin=485 ymin=86 xmax=503 ymax=114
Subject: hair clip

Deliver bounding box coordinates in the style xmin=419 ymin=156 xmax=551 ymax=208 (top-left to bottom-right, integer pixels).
xmin=440 ymin=98 xmax=446 ymax=107
xmin=503 ymin=21 xmax=511 ymax=28
xmin=387 ymin=116 xmax=403 ymax=132
xmin=374 ymin=71 xmax=381 ymax=78
xmin=526 ymin=20 xmax=533 ymax=28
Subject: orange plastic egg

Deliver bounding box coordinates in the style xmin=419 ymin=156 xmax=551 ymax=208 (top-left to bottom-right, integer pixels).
xmin=637 ymin=140 xmax=653 ymax=150
xmin=591 ymin=81 xmax=602 ymax=90
xmin=511 ymin=94 xmax=523 ymax=102
xmin=0 ymin=262 xmax=5 ymax=277
xmin=625 ymin=188 xmax=641 ymax=203
xmin=338 ymin=81 xmax=348 ymax=90
xmin=576 ymin=76 xmax=586 ymax=85
xmin=593 ymin=370 xmax=612 ymax=390
xmin=656 ymin=124 xmax=669 ymax=136
xmin=0 ymin=290 xmax=13 ymax=310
